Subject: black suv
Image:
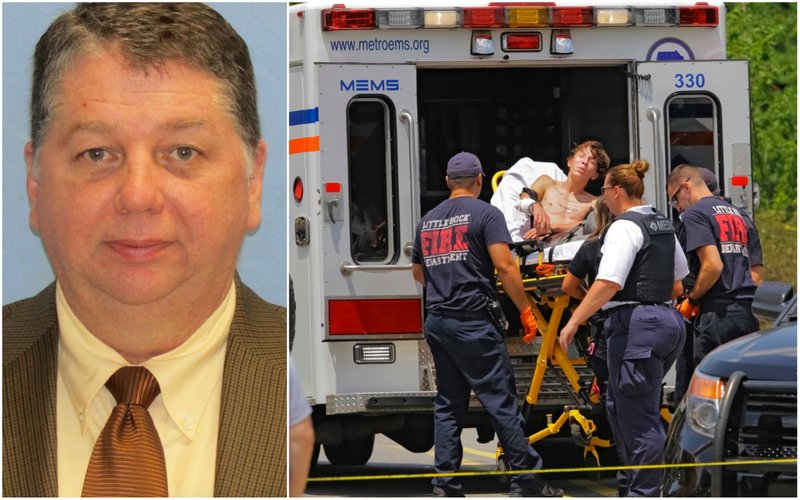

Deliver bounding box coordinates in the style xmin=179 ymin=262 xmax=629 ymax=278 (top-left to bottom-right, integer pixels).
xmin=661 ymin=282 xmax=797 ymax=497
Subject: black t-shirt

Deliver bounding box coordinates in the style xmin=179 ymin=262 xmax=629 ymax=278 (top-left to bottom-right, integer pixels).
xmin=742 ymin=212 xmax=763 ymax=266
xmin=680 ymin=196 xmax=757 ymax=299
xmin=567 ymin=238 xmax=602 ymax=284
xmin=412 ymin=197 xmax=512 ymax=313
xmin=677 ymin=198 xmax=763 ymax=270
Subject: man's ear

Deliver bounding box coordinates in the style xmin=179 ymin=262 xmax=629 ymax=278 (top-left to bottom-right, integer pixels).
xmin=245 ymin=139 xmax=266 ymax=233
xmin=25 ymin=142 xmax=41 ymax=234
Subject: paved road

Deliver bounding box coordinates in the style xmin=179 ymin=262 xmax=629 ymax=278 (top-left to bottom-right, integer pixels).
xmin=305 ymin=430 xmax=619 ymax=497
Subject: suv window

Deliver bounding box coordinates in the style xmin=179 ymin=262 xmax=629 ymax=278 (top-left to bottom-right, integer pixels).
xmin=777 ymin=296 xmax=797 ymax=325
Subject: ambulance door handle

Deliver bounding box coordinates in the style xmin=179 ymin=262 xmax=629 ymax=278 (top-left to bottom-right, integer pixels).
xmin=646 ymin=107 xmax=666 ymax=211
xmin=326 ymin=199 xmax=340 ymax=224
xmin=400 ymin=110 xmax=419 ymax=225
xmin=403 ymin=242 xmax=413 ymax=257
xmin=340 ymin=262 xmax=412 ymax=276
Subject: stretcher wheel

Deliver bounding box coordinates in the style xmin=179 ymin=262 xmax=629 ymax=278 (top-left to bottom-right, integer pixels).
xmin=496 ymin=453 xmax=510 ymax=484
xmin=583 ymin=452 xmax=601 ymax=481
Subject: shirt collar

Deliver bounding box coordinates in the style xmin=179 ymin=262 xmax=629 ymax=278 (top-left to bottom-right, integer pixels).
xmin=625 ymin=204 xmax=655 ymax=215
xmin=57 ymin=281 xmax=235 ymax=439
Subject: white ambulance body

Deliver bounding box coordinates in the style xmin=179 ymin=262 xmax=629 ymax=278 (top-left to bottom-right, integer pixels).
xmin=289 ymin=0 xmax=753 ymax=465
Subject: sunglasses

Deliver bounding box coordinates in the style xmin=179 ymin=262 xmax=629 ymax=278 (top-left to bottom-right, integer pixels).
xmin=670 ymin=179 xmax=690 ymax=207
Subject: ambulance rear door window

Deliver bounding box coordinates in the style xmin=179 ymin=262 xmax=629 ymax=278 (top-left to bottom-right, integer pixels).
xmin=667 ymin=95 xmax=720 ymax=174
xmin=347 ymin=97 xmax=398 ymax=264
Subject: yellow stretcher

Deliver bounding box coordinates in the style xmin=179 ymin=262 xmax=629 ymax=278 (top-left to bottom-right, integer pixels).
xmin=490 ymin=169 xmax=672 ymax=477
xmin=495 ymin=242 xmax=613 ymax=476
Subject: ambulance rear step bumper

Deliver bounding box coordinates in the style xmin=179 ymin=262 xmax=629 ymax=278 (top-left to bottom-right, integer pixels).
xmin=325 ymin=337 xmax=594 ymax=415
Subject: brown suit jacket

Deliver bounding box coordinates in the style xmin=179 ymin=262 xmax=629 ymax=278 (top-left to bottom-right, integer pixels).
xmin=3 ymin=277 xmax=287 ymax=497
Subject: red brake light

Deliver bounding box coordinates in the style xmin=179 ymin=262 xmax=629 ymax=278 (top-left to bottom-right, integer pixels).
xmin=463 ymin=7 xmax=505 ymax=28
xmin=503 ymin=33 xmax=542 ymax=51
xmin=329 ymin=299 xmax=423 ymax=335
xmin=678 ymin=5 xmax=718 ymax=27
xmin=325 ymin=182 xmax=341 ymax=193
xmin=551 ymin=7 xmax=594 ymax=27
xmin=731 ymin=176 xmax=749 ymax=187
xmin=322 ymin=7 xmax=376 ymax=30
xmin=293 ymin=177 xmax=304 ymax=202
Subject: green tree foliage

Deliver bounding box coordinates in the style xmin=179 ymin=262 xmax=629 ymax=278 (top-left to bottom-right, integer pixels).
xmin=757 ymin=207 xmax=797 ymax=289
xmin=726 ymin=3 xmax=797 ymax=215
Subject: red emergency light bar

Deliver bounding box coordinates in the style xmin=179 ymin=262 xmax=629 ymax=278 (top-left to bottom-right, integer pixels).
xmin=463 ymin=7 xmax=505 ymax=28
xmin=488 ymin=2 xmax=555 ymax=5
xmin=322 ymin=6 xmax=376 ymax=30
xmin=678 ymin=5 xmax=718 ymax=27
xmin=551 ymin=7 xmax=593 ymax=27
xmin=321 ymin=4 xmax=718 ymax=30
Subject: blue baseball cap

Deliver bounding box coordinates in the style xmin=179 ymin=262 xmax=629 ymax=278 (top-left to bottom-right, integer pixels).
xmin=700 ymin=169 xmax=720 ymax=195
xmin=447 ymin=151 xmax=484 ymax=178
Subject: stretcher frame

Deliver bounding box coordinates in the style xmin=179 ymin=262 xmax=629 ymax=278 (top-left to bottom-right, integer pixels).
xmin=490 ymin=170 xmax=674 ymax=476
xmin=495 ymin=245 xmax=613 ymax=474
xmin=490 ymin=168 xmax=612 ymax=473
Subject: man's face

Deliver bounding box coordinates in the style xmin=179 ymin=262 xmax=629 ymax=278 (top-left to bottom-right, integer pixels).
xmin=567 ymin=147 xmax=599 ymax=183
xmin=667 ymin=179 xmax=690 ymax=213
xmin=26 ymin=48 xmax=265 ymax=307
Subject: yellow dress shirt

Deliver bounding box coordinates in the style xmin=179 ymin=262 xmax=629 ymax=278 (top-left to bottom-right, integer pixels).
xmin=56 ymin=281 xmax=235 ymax=497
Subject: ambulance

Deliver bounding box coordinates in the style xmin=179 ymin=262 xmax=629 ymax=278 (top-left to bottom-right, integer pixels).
xmin=289 ymin=0 xmax=754 ymax=466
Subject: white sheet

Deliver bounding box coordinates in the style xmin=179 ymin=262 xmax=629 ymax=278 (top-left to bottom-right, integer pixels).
xmin=521 ymin=239 xmax=586 ymax=266
xmin=490 ymin=157 xmax=566 ymax=242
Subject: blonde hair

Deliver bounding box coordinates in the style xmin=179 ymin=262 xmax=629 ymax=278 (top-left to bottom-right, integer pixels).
xmin=587 ymin=198 xmax=612 ymax=240
xmin=606 ymin=159 xmax=649 ymax=200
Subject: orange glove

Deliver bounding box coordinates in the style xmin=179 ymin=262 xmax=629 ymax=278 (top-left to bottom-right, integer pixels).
xmin=520 ymin=307 xmax=538 ymax=343
xmin=677 ymin=298 xmax=699 ymax=320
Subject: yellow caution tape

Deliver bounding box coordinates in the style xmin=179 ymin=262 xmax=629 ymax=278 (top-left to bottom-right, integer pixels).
xmin=308 ymin=458 xmax=797 ymax=483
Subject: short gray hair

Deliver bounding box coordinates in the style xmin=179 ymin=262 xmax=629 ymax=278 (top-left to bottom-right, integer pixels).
xmin=31 ymin=3 xmax=259 ymax=174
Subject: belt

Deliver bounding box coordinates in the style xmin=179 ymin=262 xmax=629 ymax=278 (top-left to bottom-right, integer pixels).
xmin=605 ymin=301 xmax=667 ymax=315
xmin=700 ymin=295 xmax=753 ymax=309
xmin=430 ymin=309 xmax=487 ymax=321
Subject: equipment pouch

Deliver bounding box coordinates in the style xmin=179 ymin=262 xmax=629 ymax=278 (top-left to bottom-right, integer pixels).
xmin=485 ymin=294 xmax=509 ymax=333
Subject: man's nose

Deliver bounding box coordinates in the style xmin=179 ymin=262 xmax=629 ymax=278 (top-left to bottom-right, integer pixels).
xmin=114 ymin=152 xmax=165 ymax=215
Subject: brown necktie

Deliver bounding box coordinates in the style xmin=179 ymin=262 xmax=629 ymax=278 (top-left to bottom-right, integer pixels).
xmin=82 ymin=366 xmax=169 ymax=497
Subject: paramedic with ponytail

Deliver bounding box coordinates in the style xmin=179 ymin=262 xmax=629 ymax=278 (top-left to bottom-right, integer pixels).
xmin=558 ymin=160 xmax=688 ymax=497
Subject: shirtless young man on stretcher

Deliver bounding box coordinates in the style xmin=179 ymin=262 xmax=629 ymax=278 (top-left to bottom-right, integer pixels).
xmin=497 ymin=141 xmax=610 ymax=242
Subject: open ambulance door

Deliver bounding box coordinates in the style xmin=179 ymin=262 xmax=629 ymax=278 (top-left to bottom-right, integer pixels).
xmin=315 ymin=63 xmax=424 ymax=391
xmin=636 ymin=60 xmax=753 ymax=215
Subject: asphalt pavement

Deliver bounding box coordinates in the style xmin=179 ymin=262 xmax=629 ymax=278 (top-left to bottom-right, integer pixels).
xmin=305 ymin=430 xmax=619 ymax=497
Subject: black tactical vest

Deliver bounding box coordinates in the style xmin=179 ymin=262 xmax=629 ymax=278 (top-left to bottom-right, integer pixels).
xmin=600 ymin=208 xmax=676 ymax=303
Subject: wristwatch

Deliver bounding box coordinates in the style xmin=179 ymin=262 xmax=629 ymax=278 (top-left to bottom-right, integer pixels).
xmin=521 ymin=187 xmax=538 ymax=202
